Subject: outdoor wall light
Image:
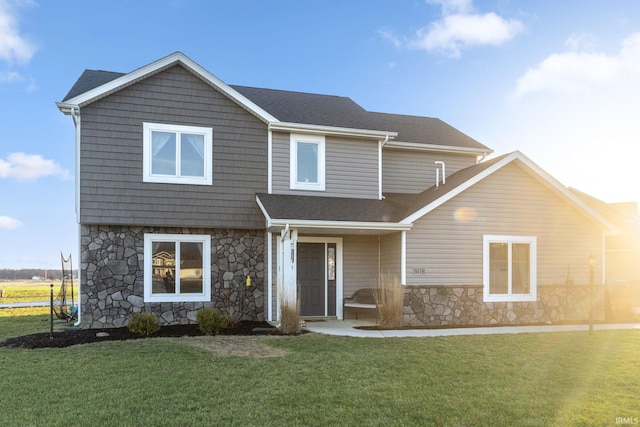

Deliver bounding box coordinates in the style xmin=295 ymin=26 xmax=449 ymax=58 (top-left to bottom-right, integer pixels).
xmin=246 ymin=275 xmax=252 ymax=287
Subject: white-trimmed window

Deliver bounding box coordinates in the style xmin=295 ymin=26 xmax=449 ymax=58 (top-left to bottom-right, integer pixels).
xmin=143 ymin=122 xmax=213 ymax=185
xmin=483 ymin=235 xmax=537 ymax=302
xmin=290 ymin=133 xmax=325 ymax=191
xmin=144 ymin=234 xmax=211 ymax=302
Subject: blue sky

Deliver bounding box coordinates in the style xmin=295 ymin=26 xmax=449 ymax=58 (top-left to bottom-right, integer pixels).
xmin=1 ymin=0 xmax=640 ymax=269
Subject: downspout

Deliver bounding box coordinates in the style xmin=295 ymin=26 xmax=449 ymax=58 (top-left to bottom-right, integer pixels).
xmin=71 ymin=106 xmax=82 ymax=327
xmin=267 ymin=231 xmax=273 ymax=321
xmin=268 ymin=129 xmax=273 ymax=194
xmin=379 ymin=135 xmax=389 ymax=200
xmin=401 ymin=230 xmax=407 ymax=285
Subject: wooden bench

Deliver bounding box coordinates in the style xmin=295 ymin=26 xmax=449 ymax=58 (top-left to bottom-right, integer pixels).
xmin=344 ymin=288 xmax=379 ymax=319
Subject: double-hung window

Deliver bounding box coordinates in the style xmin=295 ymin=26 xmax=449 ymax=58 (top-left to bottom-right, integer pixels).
xmin=483 ymin=235 xmax=537 ymax=302
xmin=143 ymin=123 xmax=213 ymax=185
xmin=144 ymin=234 xmax=211 ymax=302
xmin=290 ymin=133 xmax=325 ymax=191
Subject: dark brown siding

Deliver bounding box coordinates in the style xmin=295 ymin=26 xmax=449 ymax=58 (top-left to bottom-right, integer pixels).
xmin=79 ymin=65 xmax=267 ymax=228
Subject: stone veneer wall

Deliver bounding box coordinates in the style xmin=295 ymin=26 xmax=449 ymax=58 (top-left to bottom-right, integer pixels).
xmin=80 ymin=225 xmax=264 ymax=329
xmin=403 ymin=284 xmax=606 ymax=327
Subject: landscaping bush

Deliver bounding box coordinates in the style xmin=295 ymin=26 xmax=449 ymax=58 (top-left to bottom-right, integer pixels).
xmin=278 ymin=297 xmax=301 ymax=335
xmin=127 ymin=313 xmax=161 ymax=336
xmin=196 ymin=308 xmax=228 ymax=335
xmin=375 ymin=274 xmax=404 ymax=328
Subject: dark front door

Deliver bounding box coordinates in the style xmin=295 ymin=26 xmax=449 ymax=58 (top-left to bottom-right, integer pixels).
xmin=298 ymin=243 xmax=325 ymax=316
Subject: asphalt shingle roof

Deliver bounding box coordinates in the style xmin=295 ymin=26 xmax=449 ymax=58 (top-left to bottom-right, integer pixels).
xmin=257 ymin=193 xmax=408 ymax=223
xmin=61 ymin=68 xmax=489 ymax=150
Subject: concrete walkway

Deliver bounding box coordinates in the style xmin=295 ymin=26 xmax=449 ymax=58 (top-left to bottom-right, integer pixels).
xmin=303 ymin=319 xmax=640 ymax=338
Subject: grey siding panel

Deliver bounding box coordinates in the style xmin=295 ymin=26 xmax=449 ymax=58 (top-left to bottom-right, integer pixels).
xmin=406 ymin=163 xmax=604 ymax=287
xmin=380 ymin=232 xmax=401 ymax=279
xmin=79 ymin=65 xmax=268 ymax=228
xmin=343 ymin=235 xmax=379 ymax=297
xmin=272 ymin=132 xmax=379 ymax=199
xmin=383 ymin=149 xmax=478 ymax=194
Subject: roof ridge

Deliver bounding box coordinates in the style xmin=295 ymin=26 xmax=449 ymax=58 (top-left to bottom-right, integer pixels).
xmin=230 ymin=84 xmax=356 ymax=100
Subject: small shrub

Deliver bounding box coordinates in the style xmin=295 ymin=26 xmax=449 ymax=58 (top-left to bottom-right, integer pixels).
xmin=196 ymin=308 xmax=228 ymax=335
xmin=127 ymin=313 xmax=161 ymax=336
xmin=278 ymin=298 xmax=301 ymax=335
xmin=374 ymin=274 xmax=404 ymax=328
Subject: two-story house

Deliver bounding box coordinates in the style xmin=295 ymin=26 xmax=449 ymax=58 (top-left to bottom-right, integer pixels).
xmin=57 ymin=52 xmax=617 ymax=329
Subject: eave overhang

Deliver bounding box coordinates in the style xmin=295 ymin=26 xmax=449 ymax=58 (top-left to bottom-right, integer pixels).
xmin=269 ymin=121 xmax=397 ymax=140
xmin=384 ymin=140 xmax=493 ymax=156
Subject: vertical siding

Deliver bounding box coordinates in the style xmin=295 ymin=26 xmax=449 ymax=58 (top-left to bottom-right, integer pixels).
xmin=272 ymin=132 xmax=379 ymax=199
xmin=383 ymin=149 xmax=478 ymax=194
xmin=343 ymin=235 xmax=380 ymax=296
xmin=406 ymin=163 xmax=604 ymax=286
xmin=80 ymin=65 xmax=267 ymax=228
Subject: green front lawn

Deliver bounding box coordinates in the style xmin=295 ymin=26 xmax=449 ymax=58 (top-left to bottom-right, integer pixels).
xmin=1 ymin=313 xmax=638 ymax=426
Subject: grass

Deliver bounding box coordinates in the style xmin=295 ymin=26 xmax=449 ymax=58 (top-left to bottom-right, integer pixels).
xmin=1 ymin=313 xmax=639 ymax=426
xmin=0 ymin=280 xmax=78 ymax=304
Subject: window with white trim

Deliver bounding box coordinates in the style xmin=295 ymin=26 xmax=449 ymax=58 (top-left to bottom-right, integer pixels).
xmin=144 ymin=234 xmax=211 ymax=302
xmin=290 ymin=133 xmax=325 ymax=191
xmin=143 ymin=123 xmax=213 ymax=185
xmin=483 ymin=235 xmax=537 ymax=302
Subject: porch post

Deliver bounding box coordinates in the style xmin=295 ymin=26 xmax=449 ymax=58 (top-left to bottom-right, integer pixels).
xmin=279 ymin=227 xmax=298 ymax=310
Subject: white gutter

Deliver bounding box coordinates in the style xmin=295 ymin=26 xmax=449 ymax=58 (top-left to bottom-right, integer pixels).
xmin=384 ymin=140 xmax=492 ymax=155
xmin=270 ymin=122 xmax=397 ymax=140
xmin=267 ymin=219 xmax=412 ymax=232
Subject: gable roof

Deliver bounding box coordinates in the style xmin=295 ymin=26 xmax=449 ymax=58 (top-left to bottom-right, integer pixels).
xmin=394 ymin=151 xmax=619 ymax=233
xmin=57 ymin=52 xmax=278 ymax=123
xmin=58 ymin=52 xmax=490 ymax=151
xmin=255 ymin=151 xmax=617 ymax=235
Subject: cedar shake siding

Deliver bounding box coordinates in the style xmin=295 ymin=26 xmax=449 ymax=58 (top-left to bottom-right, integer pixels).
xmin=79 ymin=65 xmax=267 ymax=228
xmin=382 ymin=149 xmax=479 ymax=194
xmin=272 ymin=131 xmax=379 ymax=199
xmin=405 ymin=162 xmax=604 ymax=287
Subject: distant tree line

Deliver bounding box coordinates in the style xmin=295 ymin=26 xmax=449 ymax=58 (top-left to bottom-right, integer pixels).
xmin=0 ymin=269 xmax=78 ymax=281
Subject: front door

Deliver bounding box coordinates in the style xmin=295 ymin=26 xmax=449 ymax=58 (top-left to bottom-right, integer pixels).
xmin=298 ymin=243 xmax=325 ymax=316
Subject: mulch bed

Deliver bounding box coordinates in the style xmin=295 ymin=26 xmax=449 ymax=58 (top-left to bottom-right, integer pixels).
xmin=0 ymin=321 xmax=276 ymax=349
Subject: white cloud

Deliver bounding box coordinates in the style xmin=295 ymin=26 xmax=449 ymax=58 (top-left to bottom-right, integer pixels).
xmin=0 ymin=68 xmax=20 ymax=82
xmin=412 ymin=12 xmax=524 ymax=58
xmin=564 ymin=32 xmax=598 ymax=51
xmin=0 ymin=0 xmax=36 ymax=64
xmin=0 ymin=215 xmax=22 ymax=230
xmin=514 ymin=32 xmax=640 ymax=98
xmin=0 ymin=152 xmax=69 ymax=181
xmin=427 ymin=0 xmax=472 ymax=15
xmin=382 ymin=0 xmax=523 ymax=58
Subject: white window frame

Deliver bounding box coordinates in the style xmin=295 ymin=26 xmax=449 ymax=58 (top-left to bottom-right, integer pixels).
xmin=143 ymin=122 xmax=213 ymax=185
xmin=483 ymin=235 xmax=537 ymax=302
xmin=290 ymin=133 xmax=325 ymax=191
xmin=144 ymin=233 xmax=211 ymax=303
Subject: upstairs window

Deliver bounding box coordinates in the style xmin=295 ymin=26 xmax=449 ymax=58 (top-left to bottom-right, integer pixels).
xmin=483 ymin=235 xmax=537 ymax=302
xmin=143 ymin=123 xmax=212 ymax=185
xmin=290 ymin=133 xmax=325 ymax=191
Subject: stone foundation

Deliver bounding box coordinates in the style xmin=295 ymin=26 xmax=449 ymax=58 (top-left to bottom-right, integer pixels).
xmin=80 ymin=225 xmax=264 ymax=329
xmin=403 ymin=284 xmax=606 ymax=327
